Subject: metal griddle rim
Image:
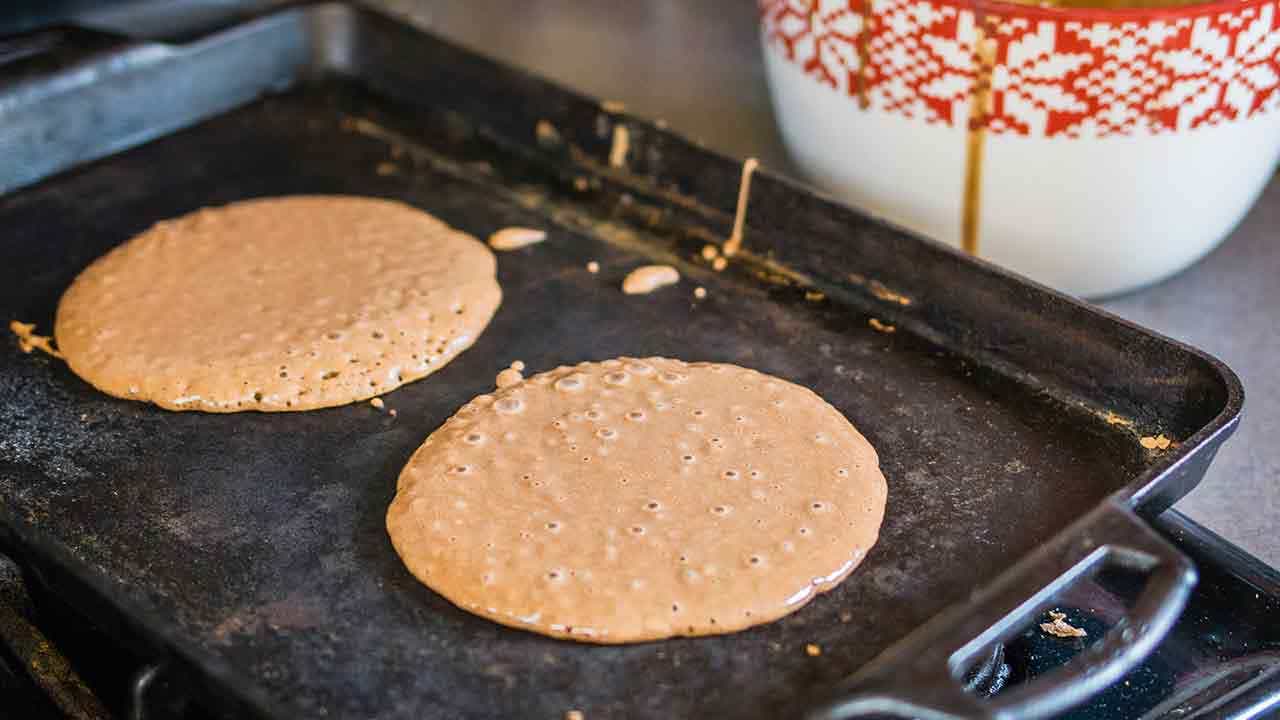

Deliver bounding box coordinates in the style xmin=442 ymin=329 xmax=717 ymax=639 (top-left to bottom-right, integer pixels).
xmin=753 ymin=167 xmax=1246 ymax=515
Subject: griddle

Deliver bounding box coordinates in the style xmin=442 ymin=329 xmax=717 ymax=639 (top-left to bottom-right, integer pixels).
xmin=0 ymin=4 xmax=1244 ymax=718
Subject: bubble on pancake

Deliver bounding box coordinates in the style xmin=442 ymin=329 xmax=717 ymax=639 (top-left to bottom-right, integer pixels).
xmin=386 ymin=357 xmax=887 ymax=644
xmin=54 ymin=196 xmax=501 ymax=412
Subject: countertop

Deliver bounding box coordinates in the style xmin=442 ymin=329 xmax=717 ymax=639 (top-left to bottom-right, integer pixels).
xmin=59 ymin=0 xmax=1279 ymax=567
xmin=376 ymin=0 xmax=1280 ymax=567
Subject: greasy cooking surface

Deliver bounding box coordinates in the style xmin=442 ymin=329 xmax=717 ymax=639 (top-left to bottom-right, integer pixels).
xmin=0 ymin=80 xmax=1147 ymax=719
xmin=387 ymin=358 xmax=887 ymax=643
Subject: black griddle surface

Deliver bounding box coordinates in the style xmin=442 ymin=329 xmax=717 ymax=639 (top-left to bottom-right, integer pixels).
xmin=0 ymin=78 xmax=1150 ymax=719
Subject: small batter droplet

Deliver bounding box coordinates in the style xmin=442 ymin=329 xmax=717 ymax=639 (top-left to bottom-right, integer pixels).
xmin=10 ymin=321 xmax=63 ymax=359
xmin=621 ymin=265 xmax=680 ymax=295
xmin=488 ymin=227 xmax=546 ymax=251
xmin=496 ymin=360 xmax=525 ymax=389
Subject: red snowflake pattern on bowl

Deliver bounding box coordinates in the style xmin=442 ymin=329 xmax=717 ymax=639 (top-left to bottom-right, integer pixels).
xmin=761 ymin=0 xmax=1280 ymax=136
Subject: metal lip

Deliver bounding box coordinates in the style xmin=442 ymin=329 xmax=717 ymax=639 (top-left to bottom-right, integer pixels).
xmin=1116 ymin=342 xmax=1244 ymax=509
xmin=751 ymin=158 xmax=1246 ymax=512
xmin=1159 ymin=509 xmax=1280 ymax=594
xmin=0 ymin=514 xmax=292 ymax=720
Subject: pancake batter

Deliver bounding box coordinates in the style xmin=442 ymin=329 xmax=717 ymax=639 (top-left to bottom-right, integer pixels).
xmin=55 ymin=196 xmax=501 ymax=412
xmin=386 ymin=357 xmax=886 ymax=643
xmin=621 ymin=265 xmax=679 ymax=295
xmin=488 ymin=227 xmax=546 ymax=251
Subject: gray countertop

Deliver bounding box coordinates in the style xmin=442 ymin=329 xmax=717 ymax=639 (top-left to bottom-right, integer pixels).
xmin=375 ymin=0 xmax=1279 ymax=567
xmin=67 ymin=0 xmax=1277 ymax=566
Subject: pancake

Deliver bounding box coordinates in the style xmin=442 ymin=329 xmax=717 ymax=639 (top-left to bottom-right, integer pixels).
xmin=55 ymin=196 xmax=501 ymax=412
xmin=386 ymin=357 xmax=886 ymax=643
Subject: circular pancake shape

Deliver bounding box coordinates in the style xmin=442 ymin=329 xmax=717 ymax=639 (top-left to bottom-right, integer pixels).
xmin=386 ymin=357 xmax=887 ymax=643
xmin=55 ymin=196 xmax=501 ymax=412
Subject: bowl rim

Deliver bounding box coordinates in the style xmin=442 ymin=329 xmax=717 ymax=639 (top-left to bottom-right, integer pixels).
xmin=977 ymin=0 xmax=1267 ymax=23
xmin=774 ymin=0 xmax=1271 ymax=25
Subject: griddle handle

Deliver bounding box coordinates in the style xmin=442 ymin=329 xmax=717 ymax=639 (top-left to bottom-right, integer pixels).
xmin=129 ymin=664 xmax=162 ymax=720
xmin=129 ymin=662 xmax=197 ymax=720
xmin=808 ymin=499 xmax=1196 ymax=720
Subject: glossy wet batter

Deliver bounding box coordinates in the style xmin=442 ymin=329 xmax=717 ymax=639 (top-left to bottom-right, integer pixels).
xmin=55 ymin=196 xmax=502 ymax=412
xmin=621 ymin=265 xmax=680 ymax=295
xmin=386 ymin=357 xmax=886 ymax=643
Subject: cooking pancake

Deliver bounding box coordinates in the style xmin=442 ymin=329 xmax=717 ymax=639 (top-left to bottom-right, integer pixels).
xmin=386 ymin=357 xmax=887 ymax=643
xmin=55 ymin=196 xmax=501 ymax=412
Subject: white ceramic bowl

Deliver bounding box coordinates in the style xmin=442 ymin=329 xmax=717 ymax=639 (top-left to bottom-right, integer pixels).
xmin=760 ymin=0 xmax=1280 ymax=297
